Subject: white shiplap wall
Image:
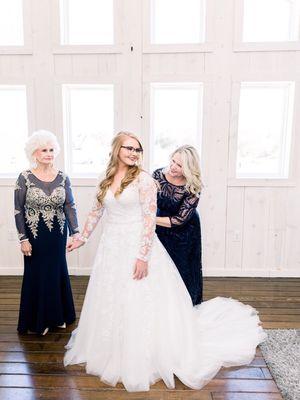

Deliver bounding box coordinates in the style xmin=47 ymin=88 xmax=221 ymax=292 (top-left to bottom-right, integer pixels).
xmin=0 ymin=0 xmax=300 ymax=277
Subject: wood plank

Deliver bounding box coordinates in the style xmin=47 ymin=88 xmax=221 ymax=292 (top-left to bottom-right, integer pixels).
xmin=215 ymin=367 xmax=266 ymax=380
xmin=0 ymin=388 xmax=213 ymax=400
xmin=0 ymin=276 xmax=294 ymax=400
xmin=204 ymin=379 xmax=279 ymax=393
xmin=212 ymin=393 xmax=282 ymax=400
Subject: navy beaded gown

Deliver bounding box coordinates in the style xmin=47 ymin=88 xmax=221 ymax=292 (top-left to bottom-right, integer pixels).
xmin=14 ymin=170 xmax=79 ymax=334
xmin=153 ymin=168 xmax=202 ymax=305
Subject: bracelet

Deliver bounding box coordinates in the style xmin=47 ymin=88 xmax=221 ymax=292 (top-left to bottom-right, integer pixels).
xmin=77 ymin=234 xmax=89 ymax=243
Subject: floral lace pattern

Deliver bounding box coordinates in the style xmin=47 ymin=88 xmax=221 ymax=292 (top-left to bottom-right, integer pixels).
xmin=80 ymin=198 xmax=105 ymax=242
xmin=79 ymin=171 xmax=157 ymax=261
xmin=153 ymin=168 xmax=199 ymax=227
xmin=137 ymin=172 xmax=157 ymax=261
xmin=14 ymin=170 xmax=79 ymax=240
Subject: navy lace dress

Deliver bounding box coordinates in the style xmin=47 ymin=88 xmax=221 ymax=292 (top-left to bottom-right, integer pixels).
xmin=14 ymin=170 xmax=79 ymax=334
xmin=153 ymin=168 xmax=202 ymax=305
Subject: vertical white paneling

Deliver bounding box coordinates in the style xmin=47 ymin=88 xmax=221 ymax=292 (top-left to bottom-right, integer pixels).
xmin=121 ymin=0 xmax=142 ymax=133
xmin=75 ymin=186 xmax=104 ymax=275
xmin=54 ymin=55 xmax=73 ymax=76
xmin=267 ymin=188 xmax=287 ymax=273
xmin=0 ymin=0 xmax=300 ymax=277
xmin=285 ymin=187 xmax=300 ymax=273
xmin=242 ymin=188 xmax=269 ymax=273
xmin=0 ymin=186 xmax=23 ymax=274
xmin=225 ymin=187 xmax=244 ymax=271
xmin=72 ymin=55 xmax=99 ymax=77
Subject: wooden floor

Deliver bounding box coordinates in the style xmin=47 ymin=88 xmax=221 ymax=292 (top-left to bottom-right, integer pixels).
xmin=1 ymin=276 xmax=300 ymax=400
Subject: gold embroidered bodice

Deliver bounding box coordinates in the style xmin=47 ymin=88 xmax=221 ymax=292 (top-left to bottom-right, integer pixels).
xmin=14 ymin=170 xmax=79 ymax=240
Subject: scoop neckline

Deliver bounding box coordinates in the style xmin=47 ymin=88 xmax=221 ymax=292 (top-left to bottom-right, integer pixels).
xmin=161 ymin=168 xmax=186 ymax=187
xmin=29 ymin=170 xmax=60 ymax=183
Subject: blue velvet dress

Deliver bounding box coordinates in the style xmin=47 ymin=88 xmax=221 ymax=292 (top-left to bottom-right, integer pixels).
xmin=14 ymin=170 xmax=79 ymax=334
xmin=153 ymin=168 xmax=202 ymax=305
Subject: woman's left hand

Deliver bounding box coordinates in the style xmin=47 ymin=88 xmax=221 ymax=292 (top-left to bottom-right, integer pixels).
xmin=133 ymin=259 xmax=148 ymax=280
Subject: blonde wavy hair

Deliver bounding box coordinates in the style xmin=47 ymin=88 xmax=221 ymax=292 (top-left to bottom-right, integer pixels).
xmin=170 ymin=145 xmax=203 ymax=196
xmin=96 ymin=132 xmax=143 ymax=205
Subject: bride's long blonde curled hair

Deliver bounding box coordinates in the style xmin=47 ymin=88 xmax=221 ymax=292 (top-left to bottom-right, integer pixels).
xmin=171 ymin=145 xmax=203 ymax=196
xmin=96 ymin=132 xmax=143 ymax=205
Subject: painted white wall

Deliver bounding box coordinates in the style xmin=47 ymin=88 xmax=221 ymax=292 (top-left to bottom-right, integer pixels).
xmin=1 ymin=0 xmax=300 ymax=277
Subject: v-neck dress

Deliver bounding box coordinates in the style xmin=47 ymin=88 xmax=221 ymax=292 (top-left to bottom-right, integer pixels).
xmin=14 ymin=170 xmax=79 ymax=334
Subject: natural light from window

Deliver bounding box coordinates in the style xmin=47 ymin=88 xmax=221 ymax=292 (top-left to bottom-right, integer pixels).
xmin=60 ymin=0 xmax=114 ymax=45
xmin=62 ymin=84 xmax=114 ymax=176
xmin=0 ymin=86 xmax=28 ymax=175
xmin=236 ymin=82 xmax=294 ymax=178
xmin=150 ymin=82 xmax=202 ymax=171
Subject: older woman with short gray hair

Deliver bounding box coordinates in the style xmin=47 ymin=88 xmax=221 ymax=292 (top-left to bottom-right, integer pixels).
xmin=14 ymin=130 xmax=79 ymax=335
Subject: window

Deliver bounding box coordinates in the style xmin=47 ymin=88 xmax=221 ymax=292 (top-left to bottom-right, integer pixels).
xmin=236 ymin=82 xmax=295 ymax=178
xmin=59 ymin=0 xmax=114 ymax=45
xmin=0 ymin=0 xmax=24 ymax=46
xmin=151 ymin=0 xmax=205 ymax=44
xmin=0 ymin=86 xmax=28 ymax=175
xmin=150 ymin=82 xmax=203 ymax=170
xmin=62 ymin=84 xmax=114 ymax=176
xmin=243 ymin=0 xmax=300 ymax=42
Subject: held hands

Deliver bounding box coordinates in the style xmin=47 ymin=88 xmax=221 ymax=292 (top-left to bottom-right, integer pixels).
xmin=21 ymin=240 xmax=32 ymax=256
xmin=133 ymin=259 xmax=148 ymax=280
xmin=66 ymin=236 xmax=85 ymax=252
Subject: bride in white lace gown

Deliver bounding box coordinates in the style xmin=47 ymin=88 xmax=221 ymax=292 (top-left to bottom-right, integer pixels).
xmin=64 ymin=132 xmax=267 ymax=392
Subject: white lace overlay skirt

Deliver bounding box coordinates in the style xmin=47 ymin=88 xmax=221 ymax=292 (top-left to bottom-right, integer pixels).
xmin=64 ymin=220 xmax=267 ymax=392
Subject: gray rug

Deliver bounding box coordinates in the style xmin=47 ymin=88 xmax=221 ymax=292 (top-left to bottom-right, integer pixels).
xmin=260 ymin=329 xmax=300 ymax=400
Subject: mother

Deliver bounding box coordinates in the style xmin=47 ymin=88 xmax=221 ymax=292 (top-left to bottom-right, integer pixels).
xmin=153 ymin=145 xmax=203 ymax=305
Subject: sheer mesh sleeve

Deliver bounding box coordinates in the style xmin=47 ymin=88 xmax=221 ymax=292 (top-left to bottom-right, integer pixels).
xmin=14 ymin=173 xmax=28 ymax=242
xmin=137 ymin=171 xmax=157 ymax=262
xmin=80 ymin=179 xmax=105 ymax=242
xmin=170 ymin=193 xmax=199 ymax=227
xmin=152 ymin=168 xmax=160 ymax=181
xmin=63 ymin=175 xmax=80 ymax=236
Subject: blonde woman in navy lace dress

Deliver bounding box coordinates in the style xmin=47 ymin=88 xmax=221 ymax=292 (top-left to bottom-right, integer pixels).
xmin=153 ymin=145 xmax=203 ymax=305
xmin=14 ymin=130 xmax=79 ymax=335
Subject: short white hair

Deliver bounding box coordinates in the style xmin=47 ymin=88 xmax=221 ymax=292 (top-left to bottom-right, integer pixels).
xmin=25 ymin=130 xmax=60 ymax=166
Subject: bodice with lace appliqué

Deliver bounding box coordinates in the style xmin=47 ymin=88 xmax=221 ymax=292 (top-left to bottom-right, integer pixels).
xmin=14 ymin=170 xmax=79 ymax=240
xmin=80 ymin=171 xmax=157 ymax=262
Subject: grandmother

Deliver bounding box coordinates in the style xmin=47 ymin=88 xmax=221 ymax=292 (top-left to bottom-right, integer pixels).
xmin=14 ymin=130 xmax=79 ymax=335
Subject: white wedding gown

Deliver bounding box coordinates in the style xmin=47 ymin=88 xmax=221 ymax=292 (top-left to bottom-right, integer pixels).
xmin=64 ymin=171 xmax=267 ymax=392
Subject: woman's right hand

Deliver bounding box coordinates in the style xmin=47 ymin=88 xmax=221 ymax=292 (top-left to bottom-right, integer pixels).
xmin=66 ymin=239 xmax=85 ymax=252
xmin=21 ymin=240 xmax=32 ymax=256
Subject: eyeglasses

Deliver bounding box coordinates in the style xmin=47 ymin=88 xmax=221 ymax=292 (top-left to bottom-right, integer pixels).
xmin=121 ymin=145 xmax=143 ymax=154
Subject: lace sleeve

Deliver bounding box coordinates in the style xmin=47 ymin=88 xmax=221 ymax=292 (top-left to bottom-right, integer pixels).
xmin=170 ymin=193 xmax=199 ymax=227
xmin=80 ymin=179 xmax=105 ymax=242
xmin=63 ymin=175 xmax=80 ymax=236
xmin=152 ymin=168 xmax=161 ymax=180
xmin=14 ymin=173 xmax=28 ymax=242
xmin=137 ymin=171 xmax=157 ymax=262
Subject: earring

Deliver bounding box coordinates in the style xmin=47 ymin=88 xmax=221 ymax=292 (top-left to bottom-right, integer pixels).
xmin=32 ymin=157 xmax=37 ymax=169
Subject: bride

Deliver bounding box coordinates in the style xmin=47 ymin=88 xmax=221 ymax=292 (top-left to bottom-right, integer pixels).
xmin=64 ymin=131 xmax=266 ymax=392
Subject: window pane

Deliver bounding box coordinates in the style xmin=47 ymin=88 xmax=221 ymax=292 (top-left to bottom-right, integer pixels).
xmin=151 ymin=0 xmax=205 ymax=44
xmin=60 ymin=0 xmax=114 ymax=45
xmin=63 ymin=84 xmax=114 ymax=176
xmin=0 ymin=0 xmax=24 ymax=45
xmin=0 ymin=86 xmax=28 ymax=174
xmin=243 ymin=0 xmax=300 ymax=42
xmin=236 ymin=82 xmax=294 ymax=178
xmin=151 ymin=83 xmax=202 ymax=170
